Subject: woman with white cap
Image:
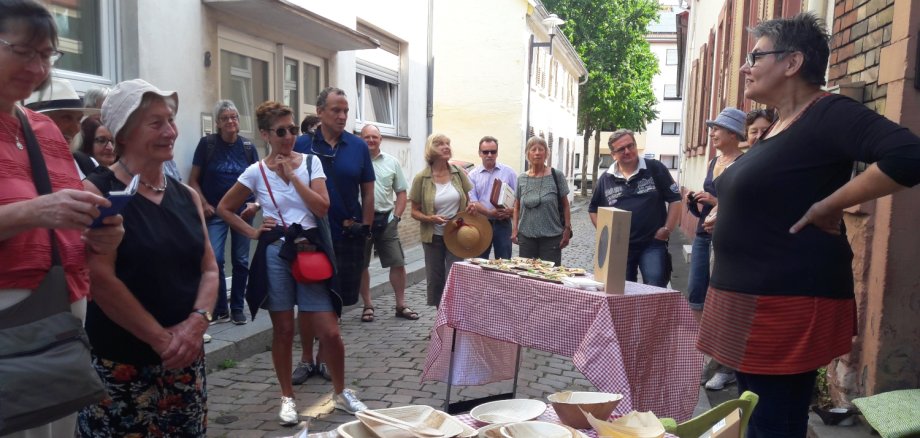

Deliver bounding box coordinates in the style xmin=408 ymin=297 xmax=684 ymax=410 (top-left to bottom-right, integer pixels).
xmin=686 ymin=107 xmax=746 ymax=391
xmin=78 ymin=79 xmax=219 ymax=437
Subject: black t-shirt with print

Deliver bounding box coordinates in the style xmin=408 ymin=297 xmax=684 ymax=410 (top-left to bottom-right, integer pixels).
xmin=589 ymin=158 xmax=681 ymax=247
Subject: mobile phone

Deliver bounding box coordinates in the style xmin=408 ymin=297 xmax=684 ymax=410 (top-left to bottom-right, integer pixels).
xmin=90 ymin=174 xmax=139 ymax=228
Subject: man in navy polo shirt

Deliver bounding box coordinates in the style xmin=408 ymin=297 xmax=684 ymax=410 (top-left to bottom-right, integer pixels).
xmin=292 ymin=87 xmax=375 ymax=384
xmin=589 ymin=129 xmax=681 ymax=287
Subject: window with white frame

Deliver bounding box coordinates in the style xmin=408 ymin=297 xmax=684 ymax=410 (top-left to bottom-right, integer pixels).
xmin=283 ymin=58 xmax=299 ymax=122
xmin=660 ymin=154 xmax=678 ymax=169
xmin=220 ymin=49 xmax=269 ymax=139
xmin=666 ymin=49 xmax=678 ymax=65
xmin=661 ymin=121 xmax=681 ymax=135
xmin=46 ymin=0 xmax=117 ymax=92
xmin=664 ymin=84 xmax=680 ymax=100
xmin=355 ymin=23 xmax=402 ymax=135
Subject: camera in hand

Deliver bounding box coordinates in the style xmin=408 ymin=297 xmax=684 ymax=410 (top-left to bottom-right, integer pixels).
xmin=344 ymin=221 xmax=371 ymax=238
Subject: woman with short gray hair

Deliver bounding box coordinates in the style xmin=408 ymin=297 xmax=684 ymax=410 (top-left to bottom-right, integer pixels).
xmin=699 ymin=13 xmax=920 ymax=437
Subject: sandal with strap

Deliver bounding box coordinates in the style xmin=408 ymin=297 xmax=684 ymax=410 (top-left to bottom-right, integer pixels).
xmin=361 ymin=307 xmax=375 ymax=322
xmin=395 ymin=306 xmax=419 ymax=320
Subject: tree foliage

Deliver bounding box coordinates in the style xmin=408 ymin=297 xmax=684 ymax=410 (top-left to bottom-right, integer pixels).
xmin=542 ymin=0 xmax=660 ymax=194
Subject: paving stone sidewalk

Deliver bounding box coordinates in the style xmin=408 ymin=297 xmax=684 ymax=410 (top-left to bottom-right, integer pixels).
xmin=205 ymin=197 xmax=699 ymax=437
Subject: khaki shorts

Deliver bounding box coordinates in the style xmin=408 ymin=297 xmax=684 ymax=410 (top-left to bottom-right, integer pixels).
xmin=364 ymin=218 xmax=405 ymax=268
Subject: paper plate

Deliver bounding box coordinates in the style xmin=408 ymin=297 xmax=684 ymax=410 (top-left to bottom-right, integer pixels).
xmin=500 ymin=421 xmax=570 ymax=438
xmin=477 ymin=422 xmax=587 ymax=438
xmin=470 ymin=399 xmax=546 ymax=424
xmin=339 ymin=405 xmax=476 ymax=438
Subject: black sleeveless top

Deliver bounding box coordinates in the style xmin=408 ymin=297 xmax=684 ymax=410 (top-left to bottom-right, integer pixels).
xmin=85 ymin=168 xmax=205 ymax=365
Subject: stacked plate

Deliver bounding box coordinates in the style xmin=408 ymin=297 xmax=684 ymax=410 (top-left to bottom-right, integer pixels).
xmin=338 ymin=405 xmax=477 ymax=438
xmin=470 ymin=399 xmax=588 ymax=438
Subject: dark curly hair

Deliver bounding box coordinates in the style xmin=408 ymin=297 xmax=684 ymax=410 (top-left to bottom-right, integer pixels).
xmin=255 ymin=101 xmax=293 ymax=132
xmin=750 ymin=13 xmax=830 ymax=86
xmin=746 ymin=108 xmax=777 ymax=127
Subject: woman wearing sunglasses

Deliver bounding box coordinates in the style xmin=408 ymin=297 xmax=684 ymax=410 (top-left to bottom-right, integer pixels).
xmin=698 ymin=13 xmax=920 ymax=437
xmin=217 ymin=101 xmax=366 ymax=426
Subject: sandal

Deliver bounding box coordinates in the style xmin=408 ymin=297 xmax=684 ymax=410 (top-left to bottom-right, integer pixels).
xmin=395 ymin=306 xmax=419 ymax=320
xmin=361 ymin=307 xmax=375 ymax=322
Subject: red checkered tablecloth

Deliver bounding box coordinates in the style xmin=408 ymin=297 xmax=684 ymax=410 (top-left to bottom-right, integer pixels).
xmin=422 ymin=263 xmax=703 ymax=421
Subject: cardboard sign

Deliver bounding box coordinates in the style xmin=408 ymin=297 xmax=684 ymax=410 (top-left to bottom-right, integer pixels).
xmin=489 ymin=178 xmax=515 ymax=209
xmin=699 ymin=408 xmax=741 ymax=438
xmin=593 ymin=207 xmax=631 ymax=294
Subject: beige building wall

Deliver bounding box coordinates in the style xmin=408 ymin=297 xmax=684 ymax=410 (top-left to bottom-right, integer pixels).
xmin=432 ymin=0 xmax=584 ymax=176
xmin=432 ymin=0 xmax=529 ymax=170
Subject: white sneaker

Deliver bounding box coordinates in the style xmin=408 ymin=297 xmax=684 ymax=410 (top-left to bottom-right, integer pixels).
xmin=203 ymin=333 xmax=212 ymax=343
xmin=333 ymin=388 xmax=368 ymax=414
xmin=279 ymin=396 xmax=299 ymax=425
xmin=705 ymin=371 xmax=736 ymax=390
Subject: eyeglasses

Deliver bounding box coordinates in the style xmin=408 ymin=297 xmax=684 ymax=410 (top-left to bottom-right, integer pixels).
xmin=219 ymin=114 xmax=239 ymax=122
xmin=94 ymin=137 xmax=114 ymax=145
xmin=267 ymin=126 xmax=299 ymax=137
xmin=310 ymin=143 xmax=338 ymax=162
xmin=0 ymin=38 xmax=64 ymax=66
xmin=611 ymin=142 xmax=636 ymax=155
xmin=746 ymin=50 xmax=792 ymax=67
xmin=480 ymin=150 xmax=498 ymax=155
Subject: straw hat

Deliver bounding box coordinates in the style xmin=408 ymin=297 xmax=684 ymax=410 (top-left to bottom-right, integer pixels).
xmin=24 ymin=77 xmax=99 ymax=116
xmin=443 ymin=212 xmax=493 ymax=258
xmin=705 ymin=107 xmax=746 ymax=138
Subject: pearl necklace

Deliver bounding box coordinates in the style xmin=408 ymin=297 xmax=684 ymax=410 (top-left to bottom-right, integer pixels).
xmin=119 ymin=161 xmax=167 ymax=193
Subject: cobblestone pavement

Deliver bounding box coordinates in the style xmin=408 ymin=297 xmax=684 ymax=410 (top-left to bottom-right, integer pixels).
xmin=206 ymin=197 xmax=691 ymax=437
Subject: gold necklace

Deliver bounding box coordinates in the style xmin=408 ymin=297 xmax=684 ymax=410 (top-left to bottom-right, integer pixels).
xmin=0 ymin=115 xmax=24 ymax=151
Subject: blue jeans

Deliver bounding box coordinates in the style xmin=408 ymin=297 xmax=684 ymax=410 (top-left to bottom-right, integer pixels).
xmin=625 ymin=239 xmax=669 ymax=287
xmin=208 ymin=215 xmax=252 ymax=315
xmin=687 ymin=234 xmax=712 ymax=310
xmin=479 ymin=219 xmax=512 ymax=260
xmin=736 ymin=370 xmax=817 ymax=438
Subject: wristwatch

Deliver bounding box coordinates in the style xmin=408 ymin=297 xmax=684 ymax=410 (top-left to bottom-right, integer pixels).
xmin=192 ymin=309 xmax=213 ymax=322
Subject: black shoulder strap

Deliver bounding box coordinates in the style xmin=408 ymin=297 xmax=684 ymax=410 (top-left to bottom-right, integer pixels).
xmin=204 ymin=133 xmax=217 ymax=167
xmin=550 ymin=168 xmax=562 ymax=199
xmin=16 ymin=107 xmax=61 ymax=266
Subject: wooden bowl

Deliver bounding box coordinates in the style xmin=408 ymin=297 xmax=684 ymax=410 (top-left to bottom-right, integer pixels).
xmin=547 ymin=391 xmax=623 ymax=429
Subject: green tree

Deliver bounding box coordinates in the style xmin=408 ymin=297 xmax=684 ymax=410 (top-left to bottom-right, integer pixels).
xmin=543 ymin=0 xmax=660 ymax=195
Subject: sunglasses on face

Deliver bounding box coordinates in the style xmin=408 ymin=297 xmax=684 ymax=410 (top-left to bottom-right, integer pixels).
xmin=480 ymin=149 xmax=497 ymax=155
xmin=746 ymin=49 xmax=792 ymax=67
xmin=94 ymin=137 xmax=114 ymax=145
xmin=267 ymin=126 xmax=299 ymax=137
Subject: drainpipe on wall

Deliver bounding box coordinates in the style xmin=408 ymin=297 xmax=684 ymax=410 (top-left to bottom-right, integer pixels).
xmin=426 ymin=0 xmax=434 ymax=136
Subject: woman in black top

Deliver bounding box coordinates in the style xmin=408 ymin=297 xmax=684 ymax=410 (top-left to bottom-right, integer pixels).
xmin=698 ymin=14 xmax=920 ymax=438
xmin=78 ymin=80 xmax=218 ymax=437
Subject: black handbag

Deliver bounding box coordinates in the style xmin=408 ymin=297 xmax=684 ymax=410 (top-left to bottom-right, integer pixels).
xmin=372 ymin=210 xmax=392 ymax=232
xmin=0 ymin=107 xmax=106 ymax=434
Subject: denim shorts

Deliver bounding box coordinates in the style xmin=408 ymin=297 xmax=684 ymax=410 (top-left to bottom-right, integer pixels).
xmin=264 ymin=243 xmax=334 ymax=312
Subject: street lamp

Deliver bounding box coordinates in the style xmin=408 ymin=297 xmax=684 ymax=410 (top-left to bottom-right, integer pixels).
xmin=524 ymin=13 xmax=565 ymax=169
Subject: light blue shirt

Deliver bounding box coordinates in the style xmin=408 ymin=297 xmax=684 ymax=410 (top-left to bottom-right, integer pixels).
xmin=468 ymin=163 xmax=518 ymax=211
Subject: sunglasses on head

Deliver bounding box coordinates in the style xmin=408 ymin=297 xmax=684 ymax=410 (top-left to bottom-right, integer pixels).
xmin=267 ymin=126 xmax=299 ymax=137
